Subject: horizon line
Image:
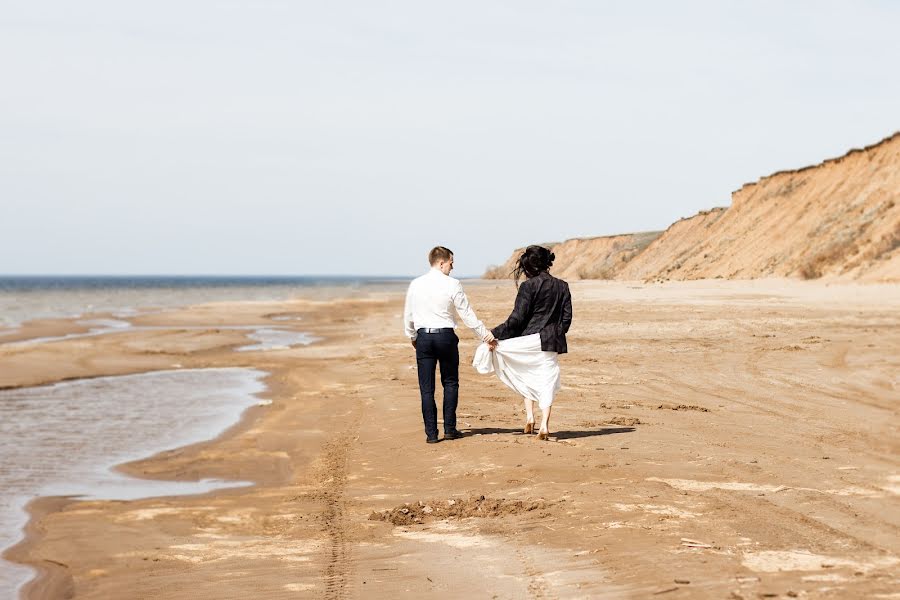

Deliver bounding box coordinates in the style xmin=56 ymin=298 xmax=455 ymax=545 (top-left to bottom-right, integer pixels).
xmin=0 ymin=273 xmax=487 ymax=280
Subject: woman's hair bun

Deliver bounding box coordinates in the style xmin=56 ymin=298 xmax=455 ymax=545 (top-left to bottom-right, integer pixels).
xmin=512 ymin=245 xmax=555 ymax=283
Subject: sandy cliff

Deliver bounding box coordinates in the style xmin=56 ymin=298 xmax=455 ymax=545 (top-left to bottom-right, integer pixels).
xmin=486 ymin=132 xmax=900 ymax=282
xmin=616 ymin=209 xmax=726 ymax=281
xmin=484 ymin=232 xmax=661 ymax=280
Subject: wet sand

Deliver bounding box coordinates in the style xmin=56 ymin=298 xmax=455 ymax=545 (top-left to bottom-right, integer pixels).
xmin=2 ymin=280 xmax=898 ymax=599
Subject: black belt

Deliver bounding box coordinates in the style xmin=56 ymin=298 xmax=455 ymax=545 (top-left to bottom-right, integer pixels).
xmin=417 ymin=327 xmax=454 ymax=334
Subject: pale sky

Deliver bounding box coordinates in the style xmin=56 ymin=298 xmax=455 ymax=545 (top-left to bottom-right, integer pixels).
xmin=2 ymin=1 xmax=898 ymax=277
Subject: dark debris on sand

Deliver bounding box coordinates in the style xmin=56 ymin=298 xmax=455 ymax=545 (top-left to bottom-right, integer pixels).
xmin=655 ymin=403 xmax=710 ymax=412
xmin=369 ymin=495 xmax=550 ymax=526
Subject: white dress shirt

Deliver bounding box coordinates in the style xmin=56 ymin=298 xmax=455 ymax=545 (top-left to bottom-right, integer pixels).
xmin=404 ymin=268 xmax=489 ymax=341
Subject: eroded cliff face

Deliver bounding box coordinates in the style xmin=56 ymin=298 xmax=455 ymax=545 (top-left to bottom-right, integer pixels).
xmin=485 ymin=132 xmax=900 ymax=282
xmin=617 ymin=209 xmax=726 ymax=281
xmin=483 ymin=231 xmax=661 ymax=280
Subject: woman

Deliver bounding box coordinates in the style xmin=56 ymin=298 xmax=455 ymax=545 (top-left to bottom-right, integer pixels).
xmin=480 ymin=245 xmax=572 ymax=440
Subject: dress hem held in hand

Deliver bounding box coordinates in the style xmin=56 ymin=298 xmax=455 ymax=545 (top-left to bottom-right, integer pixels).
xmin=473 ymin=333 xmax=560 ymax=410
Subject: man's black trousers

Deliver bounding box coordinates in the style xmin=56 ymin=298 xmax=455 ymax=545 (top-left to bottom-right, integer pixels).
xmin=415 ymin=329 xmax=459 ymax=439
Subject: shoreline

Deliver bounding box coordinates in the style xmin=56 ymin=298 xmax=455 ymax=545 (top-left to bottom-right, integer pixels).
xmin=1 ymin=281 xmax=898 ymax=598
xmin=0 ymin=296 xmax=341 ymax=599
xmin=5 ymin=387 xmax=278 ymax=600
xmin=1 ymin=368 xmax=279 ymax=599
xmin=5 ymin=496 xmax=77 ymax=600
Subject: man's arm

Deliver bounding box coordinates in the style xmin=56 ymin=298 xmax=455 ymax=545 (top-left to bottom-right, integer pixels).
xmin=403 ymin=283 xmax=418 ymax=345
xmin=451 ymin=281 xmax=493 ymax=342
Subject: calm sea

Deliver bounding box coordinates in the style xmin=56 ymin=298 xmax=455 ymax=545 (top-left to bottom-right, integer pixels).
xmin=0 ymin=275 xmax=410 ymax=330
xmin=0 ymin=276 xmax=409 ymax=598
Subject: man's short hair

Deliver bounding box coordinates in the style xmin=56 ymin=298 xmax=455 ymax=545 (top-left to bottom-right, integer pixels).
xmin=429 ymin=246 xmax=453 ymax=265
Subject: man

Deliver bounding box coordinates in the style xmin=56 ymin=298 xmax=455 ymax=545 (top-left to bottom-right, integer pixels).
xmin=404 ymin=246 xmax=495 ymax=444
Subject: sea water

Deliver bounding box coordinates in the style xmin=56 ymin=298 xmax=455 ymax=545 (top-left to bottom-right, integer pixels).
xmin=0 ymin=275 xmax=408 ymax=331
xmin=0 ymin=368 xmax=267 ymax=598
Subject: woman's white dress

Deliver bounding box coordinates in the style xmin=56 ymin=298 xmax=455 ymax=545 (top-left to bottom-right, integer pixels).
xmin=472 ymin=333 xmax=560 ymax=409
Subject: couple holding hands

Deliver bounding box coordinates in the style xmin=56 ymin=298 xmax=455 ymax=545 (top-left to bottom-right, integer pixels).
xmin=403 ymin=245 xmax=573 ymax=443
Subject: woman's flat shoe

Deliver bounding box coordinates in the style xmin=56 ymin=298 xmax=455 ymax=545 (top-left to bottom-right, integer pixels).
xmin=523 ymin=423 xmax=534 ymax=434
xmin=537 ymin=430 xmax=549 ymax=440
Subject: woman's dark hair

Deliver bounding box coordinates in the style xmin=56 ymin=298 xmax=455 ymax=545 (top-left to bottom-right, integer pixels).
xmin=512 ymin=245 xmax=555 ymax=286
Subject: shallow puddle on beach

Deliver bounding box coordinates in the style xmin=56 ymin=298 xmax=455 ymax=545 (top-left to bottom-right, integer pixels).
xmin=4 ymin=322 xmax=318 ymax=352
xmin=235 ymin=328 xmax=319 ymax=351
xmin=0 ymin=367 xmax=267 ymax=598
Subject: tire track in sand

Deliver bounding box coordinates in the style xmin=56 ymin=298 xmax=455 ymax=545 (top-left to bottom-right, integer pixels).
xmin=514 ymin=543 xmax=551 ymax=599
xmin=315 ymin=416 xmax=360 ymax=600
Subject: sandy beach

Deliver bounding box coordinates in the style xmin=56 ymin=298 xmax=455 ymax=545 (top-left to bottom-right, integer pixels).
xmin=2 ymin=280 xmax=899 ymax=599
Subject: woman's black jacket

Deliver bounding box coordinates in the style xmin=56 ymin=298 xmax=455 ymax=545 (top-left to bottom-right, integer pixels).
xmin=491 ymin=271 xmax=573 ymax=354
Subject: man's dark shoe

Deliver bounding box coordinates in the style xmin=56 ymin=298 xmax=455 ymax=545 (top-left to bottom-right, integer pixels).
xmin=426 ymin=436 xmax=440 ymax=444
xmin=444 ymin=429 xmax=465 ymax=440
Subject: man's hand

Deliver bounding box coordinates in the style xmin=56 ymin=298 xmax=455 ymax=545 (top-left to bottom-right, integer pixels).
xmin=411 ymin=339 xmax=417 ymax=350
xmin=484 ymin=330 xmax=497 ymax=351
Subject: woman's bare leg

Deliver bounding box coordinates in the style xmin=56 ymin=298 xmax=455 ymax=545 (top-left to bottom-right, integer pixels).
xmin=523 ymin=398 xmax=535 ymax=433
xmin=538 ymin=405 xmax=552 ymax=439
